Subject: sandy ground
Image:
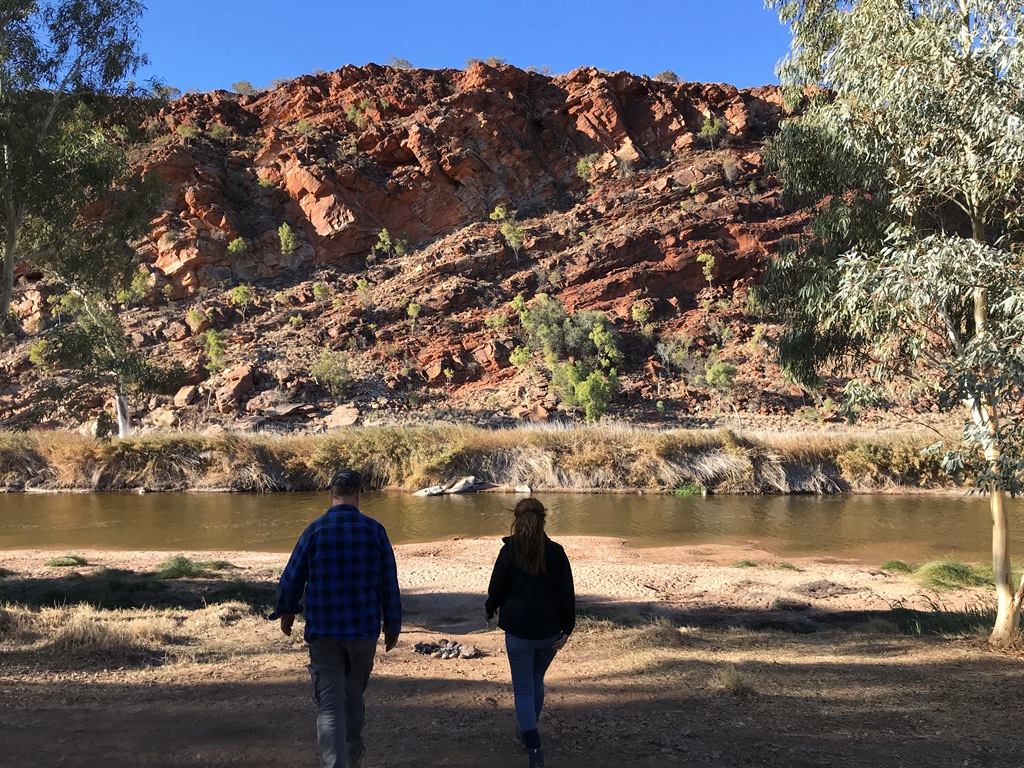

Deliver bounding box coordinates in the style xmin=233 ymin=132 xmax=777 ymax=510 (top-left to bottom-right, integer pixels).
xmin=1 ymin=538 xmax=1023 ymax=768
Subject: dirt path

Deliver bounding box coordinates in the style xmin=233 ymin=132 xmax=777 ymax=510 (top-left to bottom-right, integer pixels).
xmin=1 ymin=539 xmax=1022 ymax=767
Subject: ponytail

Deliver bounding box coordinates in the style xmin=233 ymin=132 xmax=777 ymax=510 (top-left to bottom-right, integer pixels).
xmin=510 ymin=498 xmax=547 ymax=575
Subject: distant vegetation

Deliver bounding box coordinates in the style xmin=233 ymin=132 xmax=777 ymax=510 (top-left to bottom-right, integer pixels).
xmin=0 ymin=426 xmax=957 ymax=494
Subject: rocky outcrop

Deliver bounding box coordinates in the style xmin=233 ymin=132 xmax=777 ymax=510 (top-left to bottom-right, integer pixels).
xmin=0 ymin=64 xmax=826 ymax=431
xmin=135 ymin=64 xmax=792 ymax=297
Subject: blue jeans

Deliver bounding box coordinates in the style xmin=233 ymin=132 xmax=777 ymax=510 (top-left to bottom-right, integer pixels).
xmin=505 ymin=632 xmax=560 ymax=733
xmin=308 ymin=638 xmax=377 ymax=768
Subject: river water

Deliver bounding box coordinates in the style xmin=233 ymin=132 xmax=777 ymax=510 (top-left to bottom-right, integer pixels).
xmin=2 ymin=490 xmax=1021 ymax=563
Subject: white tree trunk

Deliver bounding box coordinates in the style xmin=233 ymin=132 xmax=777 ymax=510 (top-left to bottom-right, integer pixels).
xmin=988 ymin=488 xmax=1022 ymax=646
xmin=0 ymin=209 xmax=18 ymax=325
xmin=115 ymin=392 xmax=131 ymax=439
xmin=971 ymin=284 xmax=1021 ymax=646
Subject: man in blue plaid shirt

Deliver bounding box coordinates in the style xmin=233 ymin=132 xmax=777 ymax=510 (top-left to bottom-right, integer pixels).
xmin=271 ymin=468 xmax=402 ymax=768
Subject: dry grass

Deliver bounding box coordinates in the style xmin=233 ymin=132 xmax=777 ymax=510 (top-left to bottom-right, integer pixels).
xmin=709 ymin=664 xmax=757 ymax=696
xmin=0 ymin=425 xmax=959 ymax=494
xmin=618 ymin=617 xmax=696 ymax=650
xmin=0 ymin=603 xmax=180 ymax=659
xmin=0 ymin=600 xmax=276 ymax=664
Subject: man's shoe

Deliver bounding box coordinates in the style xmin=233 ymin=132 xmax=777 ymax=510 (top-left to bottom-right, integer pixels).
xmin=349 ymin=745 xmax=366 ymax=768
xmin=527 ymin=748 xmax=545 ymax=768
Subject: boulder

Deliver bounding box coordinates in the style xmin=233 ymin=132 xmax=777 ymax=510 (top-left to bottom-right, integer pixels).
xmin=444 ymin=476 xmax=480 ymax=494
xmin=173 ymin=385 xmax=198 ymax=407
xmin=216 ymin=365 xmax=255 ymax=411
xmin=145 ymin=407 xmax=179 ymax=428
xmin=324 ymin=403 xmax=360 ymax=429
xmin=413 ymin=484 xmax=446 ymax=497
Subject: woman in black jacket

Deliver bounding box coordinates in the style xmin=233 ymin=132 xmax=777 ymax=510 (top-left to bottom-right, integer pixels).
xmin=485 ymin=498 xmax=575 ymax=768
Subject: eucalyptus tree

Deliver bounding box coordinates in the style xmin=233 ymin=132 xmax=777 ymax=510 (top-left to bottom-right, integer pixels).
xmin=0 ymin=0 xmax=148 ymax=328
xmin=43 ymin=293 xmax=185 ymax=437
xmin=762 ymin=0 xmax=1024 ymax=645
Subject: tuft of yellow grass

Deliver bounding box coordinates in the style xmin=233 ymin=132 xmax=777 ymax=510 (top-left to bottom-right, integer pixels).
xmin=709 ymin=664 xmax=757 ymax=696
xmin=44 ymin=605 xmax=177 ymax=656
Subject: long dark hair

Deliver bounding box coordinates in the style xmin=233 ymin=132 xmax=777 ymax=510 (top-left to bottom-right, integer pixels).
xmin=510 ymin=498 xmax=547 ymax=575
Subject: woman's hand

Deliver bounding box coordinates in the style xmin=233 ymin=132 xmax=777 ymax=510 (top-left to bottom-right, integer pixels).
xmin=552 ymin=632 xmax=569 ymax=650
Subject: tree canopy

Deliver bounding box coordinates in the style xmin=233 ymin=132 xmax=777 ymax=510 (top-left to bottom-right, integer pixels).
xmin=0 ymin=0 xmax=151 ymax=327
xmin=762 ymin=0 xmax=1024 ymax=644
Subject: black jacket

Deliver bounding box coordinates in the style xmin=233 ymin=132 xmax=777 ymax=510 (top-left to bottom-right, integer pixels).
xmin=485 ymin=535 xmax=575 ymax=640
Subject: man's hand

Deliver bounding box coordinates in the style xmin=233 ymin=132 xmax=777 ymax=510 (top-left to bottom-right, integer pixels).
xmin=552 ymin=632 xmax=569 ymax=650
xmin=279 ymin=613 xmax=295 ymax=637
xmin=384 ymin=631 xmax=399 ymax=652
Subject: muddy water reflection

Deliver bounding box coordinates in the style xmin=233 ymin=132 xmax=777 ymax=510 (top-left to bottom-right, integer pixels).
xmin=1 ymin=491 xmax=1020 ymax=562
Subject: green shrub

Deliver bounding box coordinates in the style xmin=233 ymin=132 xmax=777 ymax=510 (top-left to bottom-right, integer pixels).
xmin=204 ymin=329 xmax=227 ymax=373
xmin=279 ymin=223 xmax=298 ymax=254
xmin=518 ymin=294 xmax=622 ymax=370
xmin=227 ymin=237 xmax=247 ymax=256
xmin=28 ymin=339 xmax=49 ymax=367
xmin=46 ymin=554 xmax=88 ymax=567
xmin=673 ymin=480 xmax=703 ymax=496
xmin=630 ymin=303 xmax=651 ymax=324
xmin=734 ymin=560 xmax=759 ymax=568
xmin=209 ymin=123 xmax=232 ymax=142
xmin=295 ymin=118 xmax=318 ymax=139
xmin=551 ymin=362 xmax=618 ymax=421
xmin=371 ymin=228 xmax=407 ymax=260
xmin=115 ymin=269 xmax=150 ymax=307
xmin=577 ymin=152 xmax=600 ymax=182
xmin=500 ymin=221 xmax=525 ymax=262
xmin=154 ymin=555 xmax=232 ymax=580
xmin=698 ymin=116 xmax=726 ymax=149
xmin=654 ymin=70 xmax=681 ymax=83
xmin=345 ymin=98 xmax=373 ymax=127
xmin=705 ymin=361 xmax=737 ymax=392
xmin=313 ymin=282 xmax=330 ymax=300
xmin=510 ymin=345 xmax=532 ymax=369
xmin=656 ymin=332 xmax=694 ymax=372
xmin=229 ymin=285 xmax=253 ymax=318
xmin=574 ymin=369 xmax=618 ymax=422
xmin=311 ymin=348 xmax=352 ymax=401
xmin=175 ymin=124 xmax=200 ymax=140
xmin=913 ymin=560 xmax=988 ymax=590
xmin=881 ymin=559 xmax=915 ymax=573
xmin=490 ymin=205 xmax=525 ymax=262
xmin=232 ymin=80 xmax=255 ymax=95
xmin=697 ymin=251 xmax=715 ymax=289
xmin=406 ymin=301 xmax=421 ymax=328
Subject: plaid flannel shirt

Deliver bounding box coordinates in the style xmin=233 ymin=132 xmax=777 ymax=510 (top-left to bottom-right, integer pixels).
xmin=272 ymin=504 xmax=402 ymax=642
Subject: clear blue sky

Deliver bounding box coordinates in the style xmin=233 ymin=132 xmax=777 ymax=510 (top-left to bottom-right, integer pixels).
xmin=137 ymin=1 xmax=793 ymax=93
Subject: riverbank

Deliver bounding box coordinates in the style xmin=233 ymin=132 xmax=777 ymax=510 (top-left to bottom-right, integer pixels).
xmin=0 ymin=422 xmax=963 ymax=494
xmin=2 ymin=540 xmax=1021 ymax=767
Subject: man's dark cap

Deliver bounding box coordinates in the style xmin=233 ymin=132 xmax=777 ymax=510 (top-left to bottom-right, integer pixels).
xmin=329 ymin=468 xmax=363 ymax=495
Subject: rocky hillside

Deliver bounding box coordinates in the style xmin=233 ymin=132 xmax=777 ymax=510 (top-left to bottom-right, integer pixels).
xmin=1 ymin=63 xmax=822 ymax=433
